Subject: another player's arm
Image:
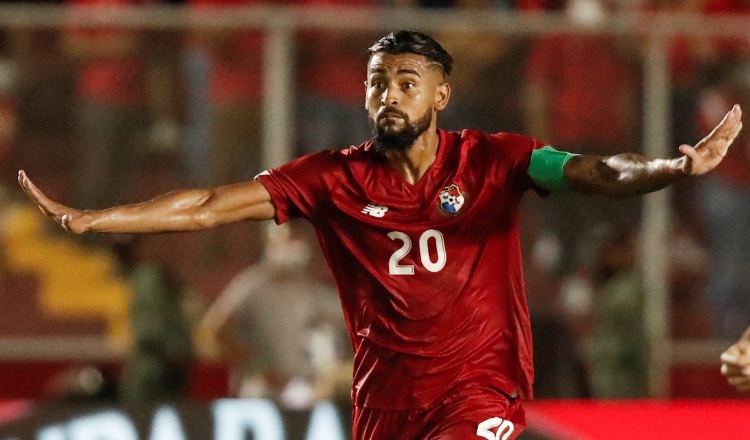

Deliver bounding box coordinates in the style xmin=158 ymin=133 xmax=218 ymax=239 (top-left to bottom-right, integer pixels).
xmin=720 ymin=326 xmax=750 ymax=394
xmin=17 ymin=170 xmax=276 ymax=234
xmin=563 ymin=105 xmax=742 ymax=197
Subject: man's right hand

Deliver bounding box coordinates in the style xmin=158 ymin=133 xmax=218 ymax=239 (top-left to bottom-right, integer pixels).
xmin=18 ymin=170 xmax=88 ymax=234
xmin=721 ymin=326 xmax=750 ymax=395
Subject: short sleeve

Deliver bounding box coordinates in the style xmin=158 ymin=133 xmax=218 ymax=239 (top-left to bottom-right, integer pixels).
xmin=483 ymin=131 xmax=551 ymax=197
xmin=255 ymin=151 xmax=338 ymax=224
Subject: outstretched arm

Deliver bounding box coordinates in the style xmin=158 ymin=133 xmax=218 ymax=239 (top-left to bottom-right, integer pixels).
xmin=721 ymin=326 xmax=750 ymax=394
xmin=563 ymin=105 xmax=743 ymax=197
xmin=17 ymin=170 xmax=276 ymax=234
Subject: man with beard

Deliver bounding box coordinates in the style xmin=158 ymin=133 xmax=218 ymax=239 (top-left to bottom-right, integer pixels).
xmin=17 ymin=31 xmax=743 ymax=440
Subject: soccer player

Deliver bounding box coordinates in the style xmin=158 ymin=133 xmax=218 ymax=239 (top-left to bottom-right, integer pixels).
xmin=721 ymin=326 xmax=750 ymax=395
xmin=18 ymin=31 xmax=742 ymax=440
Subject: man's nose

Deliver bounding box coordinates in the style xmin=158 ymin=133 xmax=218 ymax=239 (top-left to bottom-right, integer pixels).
xmin=381 ymin=85 xmax=400 ymax=106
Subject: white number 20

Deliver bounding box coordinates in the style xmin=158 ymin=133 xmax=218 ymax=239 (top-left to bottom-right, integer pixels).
xmin=387 ymin=230 xmax=446 ymax=275
xmin=476 ymin=417 xmax=515 ymax=440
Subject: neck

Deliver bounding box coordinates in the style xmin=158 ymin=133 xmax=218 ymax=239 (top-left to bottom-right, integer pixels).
xmin=385 ymin=124 xmax=440 ymax=185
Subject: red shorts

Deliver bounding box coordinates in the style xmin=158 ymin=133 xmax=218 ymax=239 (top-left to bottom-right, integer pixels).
xmin=352 ymin=387 xmax=526 ymax=440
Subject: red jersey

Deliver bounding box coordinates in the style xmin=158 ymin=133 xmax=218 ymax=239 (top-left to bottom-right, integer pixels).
xmin=257 ymin=129 xmax=546 ymax=409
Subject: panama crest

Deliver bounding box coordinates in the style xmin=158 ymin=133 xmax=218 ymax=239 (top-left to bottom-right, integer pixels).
xmin=437 ymin=184 xmax=467 ymax=216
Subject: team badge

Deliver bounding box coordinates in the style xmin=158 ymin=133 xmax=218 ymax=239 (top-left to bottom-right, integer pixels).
xmin=437 ymin=184 xmax=467 ymax=217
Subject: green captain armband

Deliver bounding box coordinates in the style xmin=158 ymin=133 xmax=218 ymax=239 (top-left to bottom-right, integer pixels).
xmin=528 ymin=146 xmax=578 ymax=192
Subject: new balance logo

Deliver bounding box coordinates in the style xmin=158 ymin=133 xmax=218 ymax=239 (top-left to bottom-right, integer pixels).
xmin=362 ymin=204 xmax=389 ymax=218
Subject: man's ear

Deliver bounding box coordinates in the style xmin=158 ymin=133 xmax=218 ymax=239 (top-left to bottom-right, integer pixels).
xmin=435 ymin=82 xmax=451 ymax=111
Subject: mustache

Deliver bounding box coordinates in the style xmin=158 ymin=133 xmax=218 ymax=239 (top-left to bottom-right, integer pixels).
xmin=378 ymin=108 xmax=408 ymax=120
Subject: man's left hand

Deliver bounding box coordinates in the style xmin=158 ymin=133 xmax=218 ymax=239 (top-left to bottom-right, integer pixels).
xmin=680 ymin=104 xmax=742 ymax=176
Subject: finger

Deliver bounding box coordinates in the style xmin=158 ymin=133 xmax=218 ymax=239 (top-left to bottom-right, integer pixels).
xmin=705 ymin=122 xmax=740 ymax=158
xmin=728 ymin=376 xmax=750 ymax=388
xmin=703 ymin=106 xmax=743 ymax=147
xmin=17 ymin=170 xmax=32 ymax=197
xmin=720 ymin=116 xmax=742 ymax=146
xmin=724 ymin=120 xmax=743 ymax=148
xmin=732 ymin=103 xmax=742 ymax=118
xmin=19 ymin=171 xmax=52 ymax=206
xmin=721 ymin=361 xmax=744 ymax=375
xmin=679 ymin=144 xmax=698 ymax=159
xmin=17 ymin=172 xmax=47 ymax=213
xmin=17 ymin=171 xmax=69 ymax=223
xmin=18 ymin=170 xmax=38 ymax=197
xmin=721 ymin=345 xmax=742 ymax=365
xmin=738 ymin=343 xmax=750 ymax=357
xmin=721 ymin=360 xmax=743 ymax=373
xmin=60 ymin=215 xmax=70 ymax=231
xmin=734 ymin=381 xmax=750 ymax=392
xmin=679 ymin=145 xmax=700 ymax=173
xmin=720 ymin=365 xmax=749 ymax=379
xmin=719 ymin=343 xmax=741 ymax=363
xmin=721 ymin=104 xmax=742 ymax=130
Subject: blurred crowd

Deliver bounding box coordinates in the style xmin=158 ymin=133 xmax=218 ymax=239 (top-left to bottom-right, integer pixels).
xmin=0 ymin=0 xmax=748 ymax=404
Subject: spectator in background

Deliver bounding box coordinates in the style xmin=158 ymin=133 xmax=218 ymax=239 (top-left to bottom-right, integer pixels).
xmin=668 ymin=221 xmax=713 ymax=338
xmin=191 ymin=0 xmax=267 ymax=188
xmin=644 ymin=0 xmax=705 ymax=148
xmin=520 ymin=208 xmax=590 ymax=398
xmin=695 ymin=62 xmax=750 ymax=339
xmin=141 ymin=6 xmax=182 ymax=156
xmin=583 ymin=224 xmax=647 ymax=398
xmin=648 ymin=0 xmax=750 ymax=234
xmin=63 ymin=0 xmax=151 ymax=211
xmin=295 ymin=0 xmax=374 ymax=156
xmin=200 ymin=223 xmax=351 ymax=408
xmin=643 ymin=0 xmax=737 ymax=235
xmin=115 ymin=235 xmax=196 ymax=404
xmin=180 ymin=2 xmax=213 ymax=187
xmin=436 ymin=0 xmax=527 ymax=134
xmin=185 ymin=0 xmax=271 ymax=261
xmin=523 ymin=0 xmax=642 ymax=274
xmin=523 ymin=0 xmax=641 ymax=155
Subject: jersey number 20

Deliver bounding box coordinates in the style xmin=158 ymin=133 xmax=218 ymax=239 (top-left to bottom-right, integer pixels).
xmin=387 ymin=230 xmax=446 ymax=275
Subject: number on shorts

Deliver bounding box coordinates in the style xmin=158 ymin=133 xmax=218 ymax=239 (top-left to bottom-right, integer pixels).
xmin=476 ymin=417 xmax=514 ymax=440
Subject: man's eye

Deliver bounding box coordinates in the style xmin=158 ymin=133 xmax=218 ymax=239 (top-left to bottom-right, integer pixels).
xmin=371 ymin=81 xmax=384 ymax=89
xmin=403 ymin=82 xmax=414 ymax=89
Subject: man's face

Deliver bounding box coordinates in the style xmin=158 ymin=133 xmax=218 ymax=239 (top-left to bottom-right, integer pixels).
xmin=365 ymin=52 xmax=450 ymax=152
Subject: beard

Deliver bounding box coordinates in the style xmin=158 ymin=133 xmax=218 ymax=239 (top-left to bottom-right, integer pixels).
xmin=369 ymin=107 xmax=433 ymax=154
